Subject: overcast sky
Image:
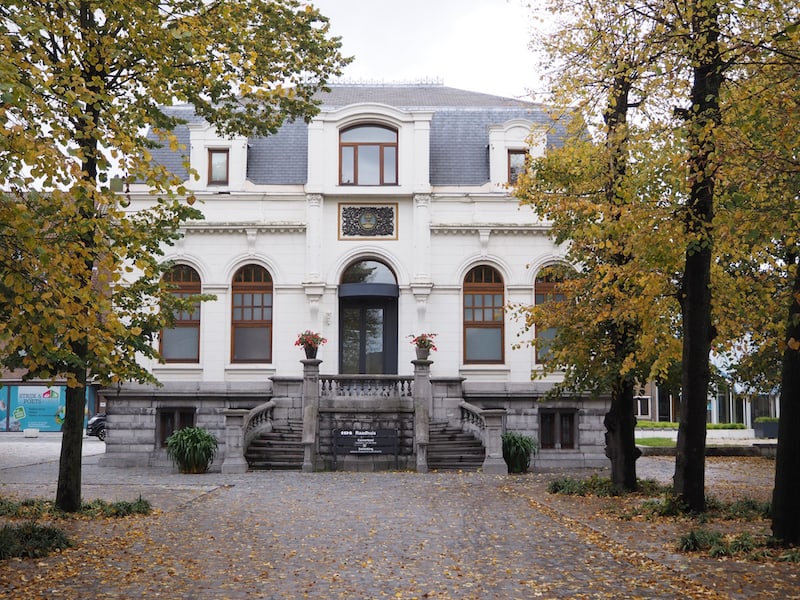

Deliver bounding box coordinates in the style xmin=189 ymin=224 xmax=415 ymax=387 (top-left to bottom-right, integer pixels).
xmin=309 ymin=0 xmax=542 ymax=100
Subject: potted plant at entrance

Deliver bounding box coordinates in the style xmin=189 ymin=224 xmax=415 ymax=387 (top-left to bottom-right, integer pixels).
xmin=296 ymin=329 xmax=327 ymax=359
xmin=166 ymin=426 xmax=219 ymax=474
xmin=408 ymin=332 xmax=437 ymax=360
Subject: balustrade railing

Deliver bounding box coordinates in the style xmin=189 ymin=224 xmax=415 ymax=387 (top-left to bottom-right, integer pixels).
xmin=319 ymin=375 xmax=413 ymax=398
xmin=243 ymin=399 xmax=276 ymax=448
xmin=459 ymin=400 xmax=486 ymax=439
xmin=459 ymin=400 xmax=508 ymax=474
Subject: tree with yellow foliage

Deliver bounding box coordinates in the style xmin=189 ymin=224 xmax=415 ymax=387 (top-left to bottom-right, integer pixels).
xmin=0 ymin=0 xmax=349 ymax=511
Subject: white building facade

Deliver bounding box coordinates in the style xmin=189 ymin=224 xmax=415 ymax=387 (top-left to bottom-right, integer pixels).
xmin=102 ymin=85 xmax=610 ymax=471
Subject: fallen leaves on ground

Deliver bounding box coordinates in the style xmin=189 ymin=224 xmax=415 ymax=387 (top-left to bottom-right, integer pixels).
xmin=0 ymin=457 xmax=797 ymax=599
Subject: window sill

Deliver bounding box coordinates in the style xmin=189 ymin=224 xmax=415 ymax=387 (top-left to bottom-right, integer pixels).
xmin=458 ymin=364 xmax=510 ymax=380
xmin=153 ymin=364 xmax=203 ymax=372
xmin=225 ymin=364 xmax=276 ymax=380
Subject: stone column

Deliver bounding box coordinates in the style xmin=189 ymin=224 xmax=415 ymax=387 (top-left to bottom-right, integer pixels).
xmin=221 ymin=409 xmax=250 ymax=474
xmin=305 ymin=194 xmax=323 ymax=282
xmin=413 ymin=357 xmax=432 ymax=473
xmin=301 ymin=358 xmax=322 ymax=472
xmin=412 ymin=193 xmax=432 ymax=284
xmin=481 ymin=409 xmax=508 ymax=475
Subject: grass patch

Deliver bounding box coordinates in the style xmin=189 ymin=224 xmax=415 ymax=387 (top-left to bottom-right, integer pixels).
xmin=547 ymin=474 xmax=670 ymax=497
xmin=0 ymin=495 xmax=151 ymax=520
xmin=0 ymin=522 xmax=71 ymax=559
xmin=0 ymin=495 xmax=152 ymax=560
xmin=635 ymin=437 xmax=676 ymax=447
xmin=636 ymin=421 xmax=745 ymax=430
xmin=678 ymin=528 xmax=800 ymax=561
xmin=619 ymin=493 xmax=771 ymax=522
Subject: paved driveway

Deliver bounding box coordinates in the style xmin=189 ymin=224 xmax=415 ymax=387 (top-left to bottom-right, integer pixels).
xmin=0 ymin=434 xmax=793 ymax=599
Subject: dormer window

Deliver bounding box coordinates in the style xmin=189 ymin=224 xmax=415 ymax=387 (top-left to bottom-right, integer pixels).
xmin=208 ymin=149 xmax=229 ymax=185
xmin=340 ymin=125 xmax=397 ymax=185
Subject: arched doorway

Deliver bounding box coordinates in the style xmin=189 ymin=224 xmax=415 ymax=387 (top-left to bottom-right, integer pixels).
xmin=339 ymin=259 xmax=398 ymax=374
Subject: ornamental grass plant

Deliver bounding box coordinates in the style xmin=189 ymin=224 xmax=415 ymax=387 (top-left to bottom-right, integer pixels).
xmin=166 ymin=426 xmax=219 ymax=474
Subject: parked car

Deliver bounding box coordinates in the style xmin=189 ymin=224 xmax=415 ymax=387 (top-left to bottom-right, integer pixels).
xmin=86 ymin=413 xmax=106 ymax=441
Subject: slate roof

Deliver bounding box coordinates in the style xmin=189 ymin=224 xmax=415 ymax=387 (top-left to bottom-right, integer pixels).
xmin=149 ymin=85 xmax=562 ymax=186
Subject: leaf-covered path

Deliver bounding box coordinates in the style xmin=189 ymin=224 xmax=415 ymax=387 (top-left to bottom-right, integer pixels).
xmin=0 ymin=452 xmax=796 ymax=599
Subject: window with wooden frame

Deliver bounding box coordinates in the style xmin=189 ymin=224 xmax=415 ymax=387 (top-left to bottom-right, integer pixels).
xmin=463 ymin=265 xmax=505 ymax=363
xmin=540 ymin=409 xmax=576 ymax=449
xmin=157 ymin=407 xmax=195 ymax=447
xmin=231 ymin=264 xmax=273 ymax=363
xmin=160 ymin=265 xmax=201 ymax=363
xmin=339 ymin=125 xmax=398 ymax=185
xmin=208 ymin=148 xmax=229 ymax=185
xmin=534 ymin=265 xmax=569 ymax=363
xmin=508 ymin=149 xmax=527 ymax=184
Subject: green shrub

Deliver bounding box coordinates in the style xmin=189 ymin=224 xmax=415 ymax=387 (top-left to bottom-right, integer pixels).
xmin=81 ymin=496 xmax=152 ymax=517
xmin=678 ymin=528 xmax=723 ymax=552
xmin=546 ymin=474 xmax=651 ymax=497
xmin=0 ymin=496 xmax=152 ymax=520
xmin=502 ymin=432 xmax=538 ymax=473
xmin=707 ymin=422 xmax=746 ymax=429
xmin=0 ymin=522 xmax=71 ymax=559
xmin=636 ymin=421 xmax=746 ymax=429
xmin=166 ymin=426 xmax=219 ymax=474
xmin=776 ymin=548 xmax=800 ymax=562
xmin=547 ymin=476 xmax=589 ymax=495
xmin=754 ymin=416 xmax=779 ymax=423
xmin=720 ymin=498 xmax=771 ymax=520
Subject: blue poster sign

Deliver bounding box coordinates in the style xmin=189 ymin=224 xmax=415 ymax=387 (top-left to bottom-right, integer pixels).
xmin=0 ymin=387 xmax=8 ymax=432
xmin=8 ymin=386 xmax=67 ymax=432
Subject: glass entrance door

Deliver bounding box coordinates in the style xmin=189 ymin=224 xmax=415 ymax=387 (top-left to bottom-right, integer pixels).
xmin=338 ymin=259 xmax=399 ymax=374
xmin=341 ymin=303 xmax=383 ymax=374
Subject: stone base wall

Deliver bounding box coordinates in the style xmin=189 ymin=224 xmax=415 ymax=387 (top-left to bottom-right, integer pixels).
xmin=317 ymin=397 xmax=415 ymax=471
xmin=100 ymin=382 xmax=272 ymax=470
xmin=460 ymin=382 xmax=611 ymax=470
xmin=101 ymin=379 xmax=611 ymax=471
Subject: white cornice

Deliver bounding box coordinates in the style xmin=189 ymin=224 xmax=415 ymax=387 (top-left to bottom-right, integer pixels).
xmin=181 ymin=222 xmax=306 ymax=235
xmin=430 ymin=224 xmax=550 ymax=236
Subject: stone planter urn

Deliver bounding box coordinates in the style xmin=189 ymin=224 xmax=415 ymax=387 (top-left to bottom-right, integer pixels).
xmin=415 ymin=347 xmax=430 ymax=360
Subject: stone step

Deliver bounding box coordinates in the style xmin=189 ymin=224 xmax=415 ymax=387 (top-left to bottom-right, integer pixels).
xmin=427 ymin=425 xmax=484 ymax=472
xmin=246 ymin=425 xmax=304 ymax=471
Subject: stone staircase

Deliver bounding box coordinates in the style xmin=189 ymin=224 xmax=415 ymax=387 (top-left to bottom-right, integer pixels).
xmin=426 ymin=420 xmax=485 ymax=472
xmin=245 ymin=419 xmax=304 ymax=470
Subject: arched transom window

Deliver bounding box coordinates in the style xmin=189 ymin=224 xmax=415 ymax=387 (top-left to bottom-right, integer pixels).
xmin=161 ymin=264 xmax=201 ymax=363
xmin=340 ymin=125 xmax=398 ymax=186
xmin=463 ymin=265 xmax=505 ymax=363
xmin=231 ymin=265 xmax=273 ymax=363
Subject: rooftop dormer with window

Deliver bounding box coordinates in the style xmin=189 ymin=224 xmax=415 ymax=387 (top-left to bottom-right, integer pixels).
xmin=488 ymin=119 xmax=545 ymax=191
xmin=186 ymin=121 xmax=248 ymax=192
xmin=306 ymin=103 xmax=433 ymax=195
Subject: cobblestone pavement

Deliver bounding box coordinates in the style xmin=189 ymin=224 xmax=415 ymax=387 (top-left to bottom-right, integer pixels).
xmin=0 ymin=435 xmax=796 ymax=599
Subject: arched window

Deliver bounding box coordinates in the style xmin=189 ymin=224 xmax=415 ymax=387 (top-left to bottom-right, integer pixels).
xmin=534 ymin=265 xmax=569 ymax=363
xmin=340 ymin=125 xmax=398 ymax=185
xmin=161 ymin=265 xmax=201 ymax=363
xmin=231 ymin=265 xmax=273 ymax=363
xmin=463 ymin=266 xmax=504 ymax=363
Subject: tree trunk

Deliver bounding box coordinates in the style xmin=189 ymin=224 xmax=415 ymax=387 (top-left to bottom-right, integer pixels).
xmin=673 ymin=0 xmax=722 ymax=513
xmin=605 ymin=375 xmax=641 ymax=491
xmin=772 ymin=255 xmax=800 ymax=544
xmin=600 ymin=74 xmax=640 ymax=492
xmin=55 ymin=5 xmax=102 ymax=510
xmin=56 ymin=363 xmax=87 ymax=512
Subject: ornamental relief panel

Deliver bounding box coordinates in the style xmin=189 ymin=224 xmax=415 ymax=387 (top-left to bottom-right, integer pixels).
xmin=338 ymin=203 xmax=398 ymax=239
